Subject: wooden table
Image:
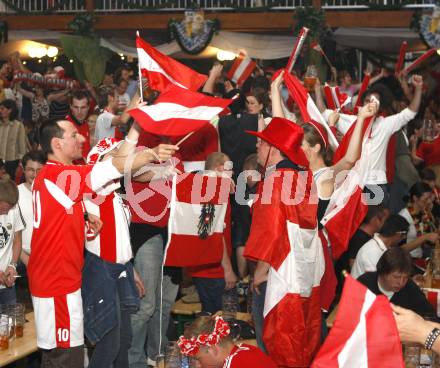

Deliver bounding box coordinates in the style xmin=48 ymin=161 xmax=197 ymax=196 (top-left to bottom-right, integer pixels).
xmin=0 ymin=312 xmax=37 ymax=367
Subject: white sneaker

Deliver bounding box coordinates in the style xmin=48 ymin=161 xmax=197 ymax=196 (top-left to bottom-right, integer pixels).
xmin=147 ymin=357 xmax=156 ymax=367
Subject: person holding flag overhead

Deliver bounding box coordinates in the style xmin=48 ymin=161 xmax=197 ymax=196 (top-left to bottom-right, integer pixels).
xmin=244 ymin=116 xmax=325 ymax=367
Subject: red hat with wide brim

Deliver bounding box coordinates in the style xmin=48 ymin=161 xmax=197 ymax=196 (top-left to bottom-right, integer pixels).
xmin=246 ymin=117 xmax=309 ymax=168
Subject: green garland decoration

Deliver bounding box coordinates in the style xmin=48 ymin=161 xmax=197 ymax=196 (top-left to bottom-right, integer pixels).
xmin=293 ymin=6 xmax=328 ymax=41
xmin=0 ymin=0 xmax=84 ymax=14
xmin=68 ymin=13 xmax=96 ymax=36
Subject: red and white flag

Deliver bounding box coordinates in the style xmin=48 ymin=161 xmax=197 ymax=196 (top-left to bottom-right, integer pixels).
xmin=136 ymin=33 xmax=207 ymax=92
xmin=323 ymin=84 xmax=351 ymax=112
xmin=244 ymin=169 xmax=325 ymax=367
xmin=226 ymin=52 xmax=256 ymax=87
xmin=164 ymin=173 xmax=231 ymax=267
xmin=312 ymin=274 xmax=404 ymax=368
xmin=283 ymin=71 xmax=339 ymax=149
xmin=128 ymin=84 xmax=233 ymax=136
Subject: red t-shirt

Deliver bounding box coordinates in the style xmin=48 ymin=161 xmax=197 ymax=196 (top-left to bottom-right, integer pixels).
xmin=65 ymin=114 xmax=91 ymax=159
xmin=222 ymin=344 xmax=277 ymax=368
xmin=28 ymin=159 xmax=121 ymax=297
xmin=416 ymin=135 xmax=440 ymax=167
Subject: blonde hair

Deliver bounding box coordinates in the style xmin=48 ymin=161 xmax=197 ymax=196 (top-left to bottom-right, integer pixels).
xmin=205 ymin=152 xmax=230 ymax=171
xmin=0 ymin=178 xmax=18 ymax=206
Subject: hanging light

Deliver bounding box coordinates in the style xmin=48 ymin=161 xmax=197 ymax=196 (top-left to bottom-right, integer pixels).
xmin=69 ymin=59 xmax=74 ymax=63
xmin=47 ymin=46 xmax=58 ymax=58
xmin=34 ymin=47 xmax=47 ymax=59
xmin=437 ymin=49 xmax=440 ymax=56
xmin=216 ymin=50 xmax=236 ymax=61
xmin=22 ymin=61 xmax=27 ymax=65
xmin=38 ymin=59 xmax=42 ymax=63
xmin=28 ymin=47 xmax=38 ymax=58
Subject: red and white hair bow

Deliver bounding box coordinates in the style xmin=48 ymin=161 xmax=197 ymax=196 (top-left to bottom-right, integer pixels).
xmin=177 ymin=316 xmax=231 ymax=356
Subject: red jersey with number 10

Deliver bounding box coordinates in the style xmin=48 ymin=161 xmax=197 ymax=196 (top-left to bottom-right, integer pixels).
xmin=28 ymin=159 xmax=121 ymax=297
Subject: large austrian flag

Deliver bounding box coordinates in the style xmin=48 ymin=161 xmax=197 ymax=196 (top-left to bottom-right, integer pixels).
xmin=244 ymin=169 xmax=324 ymax=367
xmin=164 ymin=172 xmax=231 ymax=267
xmin=312 ymin=275 xmax=404 ymax=368
xmin=226 ymin=52 xmax=256 ymax=87
xmin=283 ymin=71 xmax=339 ymax=149
xmin=136 ymin=33 xmax=207 ymax=92
xmin=128 ymin=84 xmax=233 ymax=136
xmin=320 ymin=122 xmax=372 ymax=260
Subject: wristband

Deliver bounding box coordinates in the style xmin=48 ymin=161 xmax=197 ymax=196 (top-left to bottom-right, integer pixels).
xmin=8 ymin=262 xmax=17 ymax=270
xmin=125 ymin=137 xmax=138 ymax=145
xmin=424 ymin=328 xmax=440 ymax=350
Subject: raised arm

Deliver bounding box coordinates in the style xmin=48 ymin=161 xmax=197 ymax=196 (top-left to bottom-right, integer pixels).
xmin=202 ymin=63 xmax=223 ymax=95
xmin=332 ymin=102 xmax=376 ymax=175
xmin=408 ymin=74 xmax=423 ymax=113
xmin=16 ymin=82 xmax=35 ymax=100
xmin=314 ymin=79 xmax=326 ymax=113
xmin=271 ymin=70 xmax=285 ymax=118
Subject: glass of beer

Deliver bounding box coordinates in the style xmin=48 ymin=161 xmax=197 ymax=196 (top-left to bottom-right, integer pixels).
xmin=0 ymin=315 xmax=9 ymax=350
xmin=10 ymin=303 xmax=25 ymax=338
xmin=304 ymin=65 xmax=318 ymax=92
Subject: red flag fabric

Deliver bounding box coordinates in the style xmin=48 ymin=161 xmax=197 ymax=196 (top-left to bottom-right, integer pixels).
xmin=244 ymin=168 xmax=324 ymax=367
xmin=395 ymin=41 xmax=408 ymax=75
xmin=282 ymin=70 xmax=339 ymax=149
xmin=402 ymin=48 xmax=437 ymax=75
xmin=136 ymin=34 xmax=207 ymax=92
xmin=128 ymin=84 xmax=232 ymax=136
xmin=164 ymin=173 xmax=231 ymax=267
xmin=226 ymin=52 xmax=256 ymax=87
xmin=312 ymin=274 xmax=404 ymax=368
xmin=353 ymin=74 xmax=371 ymax=113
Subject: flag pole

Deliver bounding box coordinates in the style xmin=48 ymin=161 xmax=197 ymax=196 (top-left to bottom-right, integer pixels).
xmin=136 ymin=30 xmax=144 ymax=103
xmin=402 ymin=48 xmax=436 ymax=75
xmin=395 ymin=41 xmax=407 ymax=75
xmin=286 ymin=27 xmax=309 ymax=74
xmin=175 ymin=131 xmax=195 ymax=147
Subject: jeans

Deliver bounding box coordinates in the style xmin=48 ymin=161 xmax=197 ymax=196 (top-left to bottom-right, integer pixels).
xmin=193 ymin=277 xmax=225 ymax=314
xmin=128 ymin=235 xmax=179 ymax=368
xmin=89 ymin=291 xmax=132 ymax=368
xmin=252 ymin=281 xmax=267 ymax=353
xmin=0 ymin=286 xmax=16 ymax=304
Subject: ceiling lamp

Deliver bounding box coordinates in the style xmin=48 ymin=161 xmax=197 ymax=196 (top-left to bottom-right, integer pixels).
xmin=47 ymin=46 xmax=58 ymax=58
xmin=216 ymin=50 xmax=236 ymax=61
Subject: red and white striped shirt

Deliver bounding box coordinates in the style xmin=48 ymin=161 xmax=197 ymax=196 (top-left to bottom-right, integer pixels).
xmin=85 ymin=191 xmax=133 ymax=264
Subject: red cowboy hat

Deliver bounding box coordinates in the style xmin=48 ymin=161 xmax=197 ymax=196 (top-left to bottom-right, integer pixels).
xmin=246 ymin=117 xmax=309 ymax=167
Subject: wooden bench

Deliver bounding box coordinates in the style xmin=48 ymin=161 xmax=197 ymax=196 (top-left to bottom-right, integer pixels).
xmin=171 ymin=299 xmax=202 ymax=336
xmin=0 ymin=312 xmax=37 ymax=367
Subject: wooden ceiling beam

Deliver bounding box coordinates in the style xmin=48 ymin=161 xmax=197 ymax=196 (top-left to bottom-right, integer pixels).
xmin=0 ymin=10 xmax=415 ymax=32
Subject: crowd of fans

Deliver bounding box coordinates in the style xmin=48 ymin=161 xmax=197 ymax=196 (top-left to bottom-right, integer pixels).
xmin=0 ymin=49 xmax=439 ymax=368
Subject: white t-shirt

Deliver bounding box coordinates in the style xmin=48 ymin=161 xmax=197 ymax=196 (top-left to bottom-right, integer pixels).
xmin=324 ymin=108 xmax=417 ymax=185
xmin=0 ymin=205 xmax=25 ymax=287
xmin=95 ymin=111 xmax=116 ymax=141
xmin=18 ymin=183 xmax=33 ymax=254
xmin=351 ymin=234 xmax=387 ymax=279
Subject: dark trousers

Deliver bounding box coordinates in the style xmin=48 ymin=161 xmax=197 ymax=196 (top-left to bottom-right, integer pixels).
xmin=88 ymin=295 xmax=132 ymax=368
xmin=252 ymin=281 xmax=267 ymax=353
xmin=193 ymin=277 xmax=225 ymax=314
xmin=0 ymin=285 xmax=16 ymax=304
xmin=41 ymin=345 xmax=84 ymax=368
